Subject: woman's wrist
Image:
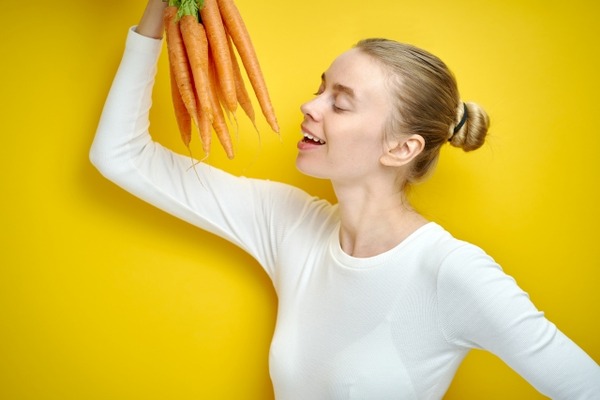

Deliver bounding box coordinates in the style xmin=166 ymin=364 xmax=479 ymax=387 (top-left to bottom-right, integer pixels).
xmin=135 ymin=0 xmax=168 ymax=39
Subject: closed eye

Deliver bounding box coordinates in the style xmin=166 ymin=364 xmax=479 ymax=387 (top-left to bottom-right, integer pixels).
xmin=313 ymin=78 xmax=348 ymax=112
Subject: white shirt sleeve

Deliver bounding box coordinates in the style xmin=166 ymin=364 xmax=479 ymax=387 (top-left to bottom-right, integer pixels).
xmin=89 ymin=27 xmax=313 ymax=280
xmin=438 ymin=244 xmax=600 ymax=399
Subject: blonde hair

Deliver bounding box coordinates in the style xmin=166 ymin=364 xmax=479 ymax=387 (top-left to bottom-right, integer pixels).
xmin=355 ymin=38 xmax=490 ymax=184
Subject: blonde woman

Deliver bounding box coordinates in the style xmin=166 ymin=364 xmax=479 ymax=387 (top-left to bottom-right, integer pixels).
xmin=90 ymin=0 xmax=600 ymax=398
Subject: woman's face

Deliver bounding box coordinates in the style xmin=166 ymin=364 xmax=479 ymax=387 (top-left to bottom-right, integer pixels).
xmin=296 ymin=48 xmax=394 ymax=183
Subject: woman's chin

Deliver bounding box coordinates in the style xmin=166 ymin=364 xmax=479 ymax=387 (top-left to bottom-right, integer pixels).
xmin=295 ymin=157 xmax=327 ymax=179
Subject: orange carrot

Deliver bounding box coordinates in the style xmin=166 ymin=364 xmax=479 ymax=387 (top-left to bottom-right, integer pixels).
xmin=217 ymin=0 xmax=279 ymax=133
xmin=197 ymin=101 xmax=212 ymax=157
xmin=207 ymin=55 xmax=235 ymax=159
xmin=200 ymin=0 xmax=238 ymax=114
xmin=226 ymin=31 xmax=256 ymax=129
xmin=179 ymin=12 xmax=213 ymax=155
xmin=169 ymin=64 xmax=192 ymax=147
xmin=194 ymin=22 xmax=214 ymax=157
xmin=163 ymin=6 xmax=200 ymax=130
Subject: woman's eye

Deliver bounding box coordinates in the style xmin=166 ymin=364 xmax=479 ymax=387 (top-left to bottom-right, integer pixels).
xmin=332 ymin=104 xmax=346 ymax=112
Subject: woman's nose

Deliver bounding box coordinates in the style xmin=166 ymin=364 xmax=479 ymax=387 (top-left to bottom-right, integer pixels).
xmin=300 ymin=96 xmax=322 ymax=122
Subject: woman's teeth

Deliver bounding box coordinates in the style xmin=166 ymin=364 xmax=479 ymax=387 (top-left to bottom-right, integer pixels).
xmin=303 ymin=132 xmax=326 ymax=144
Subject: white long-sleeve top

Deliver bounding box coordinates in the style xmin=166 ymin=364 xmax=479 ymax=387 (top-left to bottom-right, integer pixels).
xmin=90 ymin=28 xmax=600 ymax=399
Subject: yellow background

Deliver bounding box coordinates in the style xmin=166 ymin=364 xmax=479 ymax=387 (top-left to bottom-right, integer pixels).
xmin=1 ymin=0 xmax=599 ymax=398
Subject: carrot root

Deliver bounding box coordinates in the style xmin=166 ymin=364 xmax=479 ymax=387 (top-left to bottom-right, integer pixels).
xmin=200 ymin=0 xmax=238 ymax=114
xmin=164 ymin=0 xmax=278 ymax=159
xmin=169 ymin=64 xmax=192 ymax=147
xmin=208 ymin=55 xmax=235 ymax=159
xmin=164 ymin=6 xmax=200 ymax=129
xmin=217 ymin=0 xmax=279 ymax=133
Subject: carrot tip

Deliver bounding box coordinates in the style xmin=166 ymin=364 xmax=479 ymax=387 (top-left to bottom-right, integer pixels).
xmin=271 ymin=122 xmax=280 ymax=134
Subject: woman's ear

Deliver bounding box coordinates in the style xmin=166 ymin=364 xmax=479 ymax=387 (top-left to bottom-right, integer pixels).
xmin=380 ymin=134 xmax=425 ymax=167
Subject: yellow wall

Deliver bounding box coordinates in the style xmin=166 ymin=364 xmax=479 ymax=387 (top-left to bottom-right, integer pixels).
xmin=1 ymin=0 xmax=598 ymax=398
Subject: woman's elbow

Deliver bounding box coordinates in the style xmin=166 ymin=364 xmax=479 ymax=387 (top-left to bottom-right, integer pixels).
xmin=89 ymin=140 xmax=120 ymax=182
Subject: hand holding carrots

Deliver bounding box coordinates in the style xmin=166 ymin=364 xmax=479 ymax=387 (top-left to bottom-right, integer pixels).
xmin=163 ymin=0 xmax=278 ymax=159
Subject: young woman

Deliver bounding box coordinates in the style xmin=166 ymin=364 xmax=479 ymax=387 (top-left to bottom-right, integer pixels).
xmin=90 ymin=0 xmax=600 ymax=398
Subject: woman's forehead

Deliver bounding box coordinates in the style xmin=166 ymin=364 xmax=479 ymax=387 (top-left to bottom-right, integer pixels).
xmin=327 ymin=48 xmax=377 ymax=74
xmin=324 ymin=49 xmax=388 ymax=95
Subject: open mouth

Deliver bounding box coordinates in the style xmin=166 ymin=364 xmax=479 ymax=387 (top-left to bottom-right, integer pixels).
xmin=302 ymin=132 xmax=326 ymax=145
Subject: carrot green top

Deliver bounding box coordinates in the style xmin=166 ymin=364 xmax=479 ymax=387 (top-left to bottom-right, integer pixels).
xmin=165 ymin=0 xmax=205 ymax=20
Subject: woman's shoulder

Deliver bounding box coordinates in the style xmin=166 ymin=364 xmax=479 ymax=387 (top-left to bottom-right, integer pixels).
xmin=408 ymin=222 xmax=485 ymax=258
xmin=249 ymin=178 xmax=335 ymax=212
xmin=408 ymin=222 xmax=499 ymax=280
xmin=245 ymin=177 xmax=338 ymax=232
xmin=422 ymin=224 xmax=517 ymax=303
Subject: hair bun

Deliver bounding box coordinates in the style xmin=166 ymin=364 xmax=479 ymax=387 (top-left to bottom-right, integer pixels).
xmin=449 ymin=102 xmax=490 ymax=152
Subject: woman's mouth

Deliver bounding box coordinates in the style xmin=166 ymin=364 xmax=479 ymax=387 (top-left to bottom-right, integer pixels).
xmin=297 ymin=132 xmax=326 ymax=151
xmin=301 ymin=132 xmax=326 ymax=145
xmin=298 ymin=125 xmax=326 ymax=151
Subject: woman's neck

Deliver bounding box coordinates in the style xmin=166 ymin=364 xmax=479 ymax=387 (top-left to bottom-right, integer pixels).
xmin=334 ymin=183 xmax=428 ymax=258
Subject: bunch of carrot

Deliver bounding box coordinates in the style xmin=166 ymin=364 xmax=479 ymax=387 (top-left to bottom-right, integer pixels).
xmin=163 ymin=0 xmax=278 ymax=159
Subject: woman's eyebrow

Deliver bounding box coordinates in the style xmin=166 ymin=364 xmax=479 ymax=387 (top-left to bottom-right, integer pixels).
xmin=321 ymin=72 xmax=356 ymax=99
